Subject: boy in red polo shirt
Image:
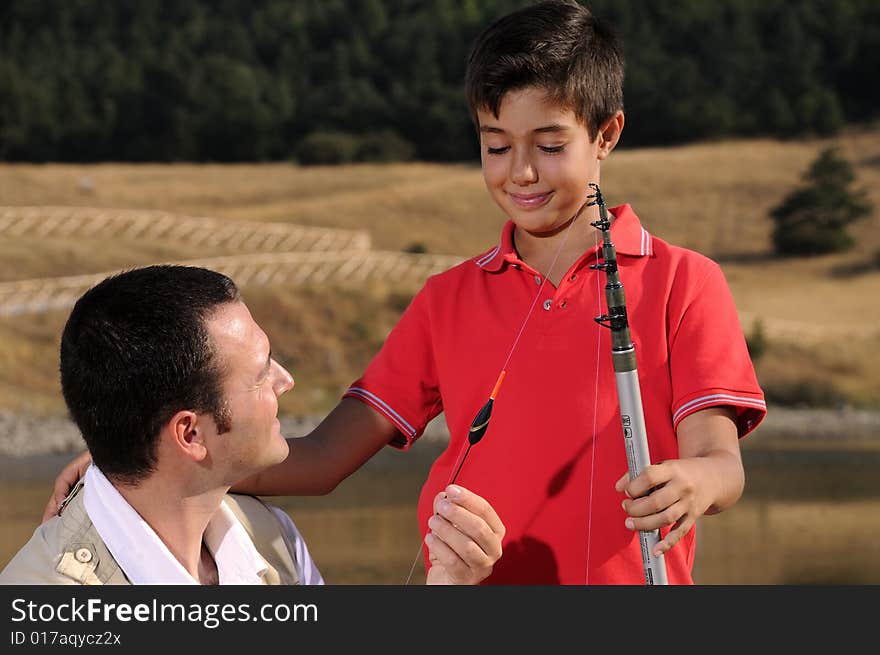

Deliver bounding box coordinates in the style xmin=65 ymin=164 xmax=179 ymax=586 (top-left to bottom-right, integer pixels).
xmin=48 ymin=1 xmax=765 ymax=584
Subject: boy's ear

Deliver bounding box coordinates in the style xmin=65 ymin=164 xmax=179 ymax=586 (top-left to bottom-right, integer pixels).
xmin=596 ymin=111 xmax=624 ymax=160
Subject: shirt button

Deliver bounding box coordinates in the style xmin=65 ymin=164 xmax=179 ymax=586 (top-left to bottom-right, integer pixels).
xmin=543 ymin=299 xmax=552 ymax=311
xmin=534 ymin=275 xmax=542 ymax=285
xmin=75 ymin=548 xmax=93 ymax=563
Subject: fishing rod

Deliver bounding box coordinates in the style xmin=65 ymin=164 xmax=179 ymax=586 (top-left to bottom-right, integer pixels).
xmin=586 ymin=182 xmax=669 ymax=586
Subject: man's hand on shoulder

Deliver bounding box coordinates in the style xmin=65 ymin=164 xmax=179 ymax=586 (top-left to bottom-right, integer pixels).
xmin=41 ymin=450 xmax=92 ymax=523
xmin=424 ymin=485 xmax=505 ymax=585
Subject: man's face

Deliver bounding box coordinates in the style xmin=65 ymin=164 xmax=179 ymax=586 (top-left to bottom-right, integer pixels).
xmin=477 ymin=86 xmax=607 ymax=237
xmin=204 ymin=301 xmax=294 ymax=481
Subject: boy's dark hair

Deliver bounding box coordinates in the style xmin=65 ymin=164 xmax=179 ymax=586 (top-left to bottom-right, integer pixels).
xmin=60 ymin=265 xmax=240 ymax=485
xmin=465 ymin=0 xmax=624 ymax=140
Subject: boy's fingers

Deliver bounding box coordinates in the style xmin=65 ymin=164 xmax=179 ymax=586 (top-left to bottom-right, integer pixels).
xmin=42 ymin=451 xmax=91 ymax=523
xmin=425 ymin=525 xmax=490 ymax=585
xmin=623 ymin=485 xmax=679 ymax=519
xmin=441 ymin=485 xmax=505 ymax=538
xmin=624 ymin=500 xmax=686 ymax=533
xmin=433 ymin=498 xmax=502 ymax=561
xmin=653 ymin=515 xmax=694 ymax=556
xmin=40 ymin=496 xmax=59 ymax=524
xmin=427 ymin=513 xmax=496 ymax=570
xmin=620 ymin=463 xmax=670 ymax=499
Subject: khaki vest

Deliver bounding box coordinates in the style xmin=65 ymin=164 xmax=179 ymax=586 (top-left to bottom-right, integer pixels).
xmin=0 ymin=480 xmax=300 ymax=585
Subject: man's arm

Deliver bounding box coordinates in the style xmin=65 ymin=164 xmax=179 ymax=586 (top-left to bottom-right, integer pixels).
xmin=43 ymin=398 xmax=400 ymax=521
xmin=616 ymin=406 xmax=744 ymax=556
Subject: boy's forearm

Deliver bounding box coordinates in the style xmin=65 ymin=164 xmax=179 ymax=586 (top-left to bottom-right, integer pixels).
xmin=694 ymin=448 xmax=745 ymax=515
xmin=231 ymin=397 xmax=399 ymax=496
xmin=234 ymin=435 xmax=335 ymax=496
xmin=676 ymin=406 xmax=744 ymax=515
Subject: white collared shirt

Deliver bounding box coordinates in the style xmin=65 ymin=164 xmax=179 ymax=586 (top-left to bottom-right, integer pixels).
xmin=82 ymin=465 xmax=323 ymax=585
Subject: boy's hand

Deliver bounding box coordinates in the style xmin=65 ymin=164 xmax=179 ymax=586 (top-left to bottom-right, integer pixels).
xmin=615 ymin=458 xmax=718 ymax=557
xmin=616 ymin=406 xmax=744 ymax=558
xmin=424 ymin=485 xmax=505 ymax=585
xmin=41 ymin=450 xmax=91 ymax=523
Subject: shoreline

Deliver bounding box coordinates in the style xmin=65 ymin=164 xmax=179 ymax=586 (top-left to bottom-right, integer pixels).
xmin=0 ymin=406 xmax=877 ymax=462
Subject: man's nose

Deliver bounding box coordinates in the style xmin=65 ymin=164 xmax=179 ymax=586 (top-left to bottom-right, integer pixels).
xmin=272 ymin=361 xmax=295 ymax=396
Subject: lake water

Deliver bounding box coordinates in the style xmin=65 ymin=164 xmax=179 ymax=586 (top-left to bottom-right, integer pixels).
xmin=1 ymin=442 xmax=878 ymax=584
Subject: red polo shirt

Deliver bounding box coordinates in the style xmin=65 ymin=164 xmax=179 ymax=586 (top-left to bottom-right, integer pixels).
xmin=344 ymin=204 xmax=766 ymax=584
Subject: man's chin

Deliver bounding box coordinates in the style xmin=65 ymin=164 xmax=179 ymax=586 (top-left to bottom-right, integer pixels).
xmin=269 ymin=434 xmax=290 ymax=465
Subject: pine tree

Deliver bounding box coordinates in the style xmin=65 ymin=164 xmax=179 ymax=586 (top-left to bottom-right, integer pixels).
xmin=770 ymin=147 xmax=872 ymax=255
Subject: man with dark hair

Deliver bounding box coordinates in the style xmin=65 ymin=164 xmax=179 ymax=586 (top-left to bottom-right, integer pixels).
xmin=3 ymin=265 xmax=504 ymax=585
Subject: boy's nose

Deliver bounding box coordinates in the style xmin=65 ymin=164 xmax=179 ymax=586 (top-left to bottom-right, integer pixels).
xmin=510 ymin=153 xmax=538 ymax=186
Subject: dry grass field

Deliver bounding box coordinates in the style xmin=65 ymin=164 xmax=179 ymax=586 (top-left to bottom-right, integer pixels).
xmin=1 ymin=127 xmax=879 ymax=415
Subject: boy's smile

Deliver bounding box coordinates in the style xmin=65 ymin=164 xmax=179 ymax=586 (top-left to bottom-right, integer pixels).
xmin=477 ymin=86 xmax=622 ymax=239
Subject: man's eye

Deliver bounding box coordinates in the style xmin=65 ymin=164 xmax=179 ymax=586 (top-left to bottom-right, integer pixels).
xmin=539 ymin=145 xmax=565 ymax=154
xmin=486 ymin=146 xmax=510 ymax=155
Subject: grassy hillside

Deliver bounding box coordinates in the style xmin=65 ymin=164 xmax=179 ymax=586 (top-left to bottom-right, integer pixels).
xmin=1 ymin=127 xmax=878 ymax=415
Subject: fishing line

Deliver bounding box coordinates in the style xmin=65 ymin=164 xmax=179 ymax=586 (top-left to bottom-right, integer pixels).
xmin=585 ymin=225 xmax=602 ymax=585
xmin=404 ymin=198 xmax=592 ymax=585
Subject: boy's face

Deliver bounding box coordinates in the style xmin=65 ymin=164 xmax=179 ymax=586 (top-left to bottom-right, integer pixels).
xmin=477 ymin=86 xmax=621 ymax=236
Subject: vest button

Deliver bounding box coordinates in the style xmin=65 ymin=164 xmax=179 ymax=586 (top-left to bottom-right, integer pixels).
xmin=542 ymin=299 xmax=552 ymax=311
xmin=75 ymin=548 xmax=93 ymax=563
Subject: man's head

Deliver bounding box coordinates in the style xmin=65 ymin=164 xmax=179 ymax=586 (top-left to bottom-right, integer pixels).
xmin=465 ymin=0 xmax=624 ymax=142
xmin=60 ymin=265 xmax=293 ymax=486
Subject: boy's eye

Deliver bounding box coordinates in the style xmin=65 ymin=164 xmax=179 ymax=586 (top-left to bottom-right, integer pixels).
xmin=539 ymin=145 xmax=565 ymax=154
xmin=486 ymin=146 xmax=510 ymax=155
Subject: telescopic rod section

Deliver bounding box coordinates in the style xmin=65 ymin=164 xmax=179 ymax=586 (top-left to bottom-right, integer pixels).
xmin=587 ymin=183 xmax=669 ymax=586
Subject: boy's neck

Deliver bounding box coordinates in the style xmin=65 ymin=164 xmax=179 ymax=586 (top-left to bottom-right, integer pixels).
xmin=513 ymin=216 xmax=606 ymax=287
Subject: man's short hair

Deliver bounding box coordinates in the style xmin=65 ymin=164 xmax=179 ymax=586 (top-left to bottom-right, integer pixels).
xmin=465 ymin=0 xmax=624 ymax=140
xmin=60 ymin=265 xmax=240 ymax=484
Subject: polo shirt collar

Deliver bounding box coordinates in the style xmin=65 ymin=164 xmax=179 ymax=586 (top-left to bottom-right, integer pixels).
xmin=475 ymin=204 xmax=653 ymax=272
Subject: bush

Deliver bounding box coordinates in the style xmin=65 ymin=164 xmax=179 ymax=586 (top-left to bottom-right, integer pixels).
xmin=770 ymin=147 xmax=872 ymax=255
xmin=294 ymin=131 xmax=360 ymax=165
xmin=294 ymin=129 xmax=416 ymax=165
xmin=404 ymin=242 xmax=427 ymax=254
xmin=745 ymin=319 xmax=768 ymax=361
xmin=762 ymin=379 xmax=848 ymax=408
xmin=356 ymin=129 xmax=415 ymax=163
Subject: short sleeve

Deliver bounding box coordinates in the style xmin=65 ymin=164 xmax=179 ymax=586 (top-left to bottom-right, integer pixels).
xmin=343 ymin=280 xmax=442 ymax=449
xmin=668 ymin=261 xmax=766 ymax=437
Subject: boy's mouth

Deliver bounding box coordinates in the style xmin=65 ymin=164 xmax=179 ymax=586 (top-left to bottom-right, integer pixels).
xmin=507 ymin=191 xmax=553 ymax=209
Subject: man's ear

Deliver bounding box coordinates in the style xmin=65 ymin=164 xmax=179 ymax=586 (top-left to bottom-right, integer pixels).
xmin=167 ymin=410 xmax=209 ymax=463
xmin=597 ymin=111 xmax=624 ymax=160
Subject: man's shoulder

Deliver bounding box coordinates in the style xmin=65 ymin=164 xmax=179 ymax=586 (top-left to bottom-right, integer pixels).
xmin=0 ymin=517 xmax=71 ymax=585
xmin=0 ymin=485 xmax=121 ymax=585
xmin=224 ymin=494 xmax=301 ymax=585
xmin=223 ymin=494 xmax=281 ymax=538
